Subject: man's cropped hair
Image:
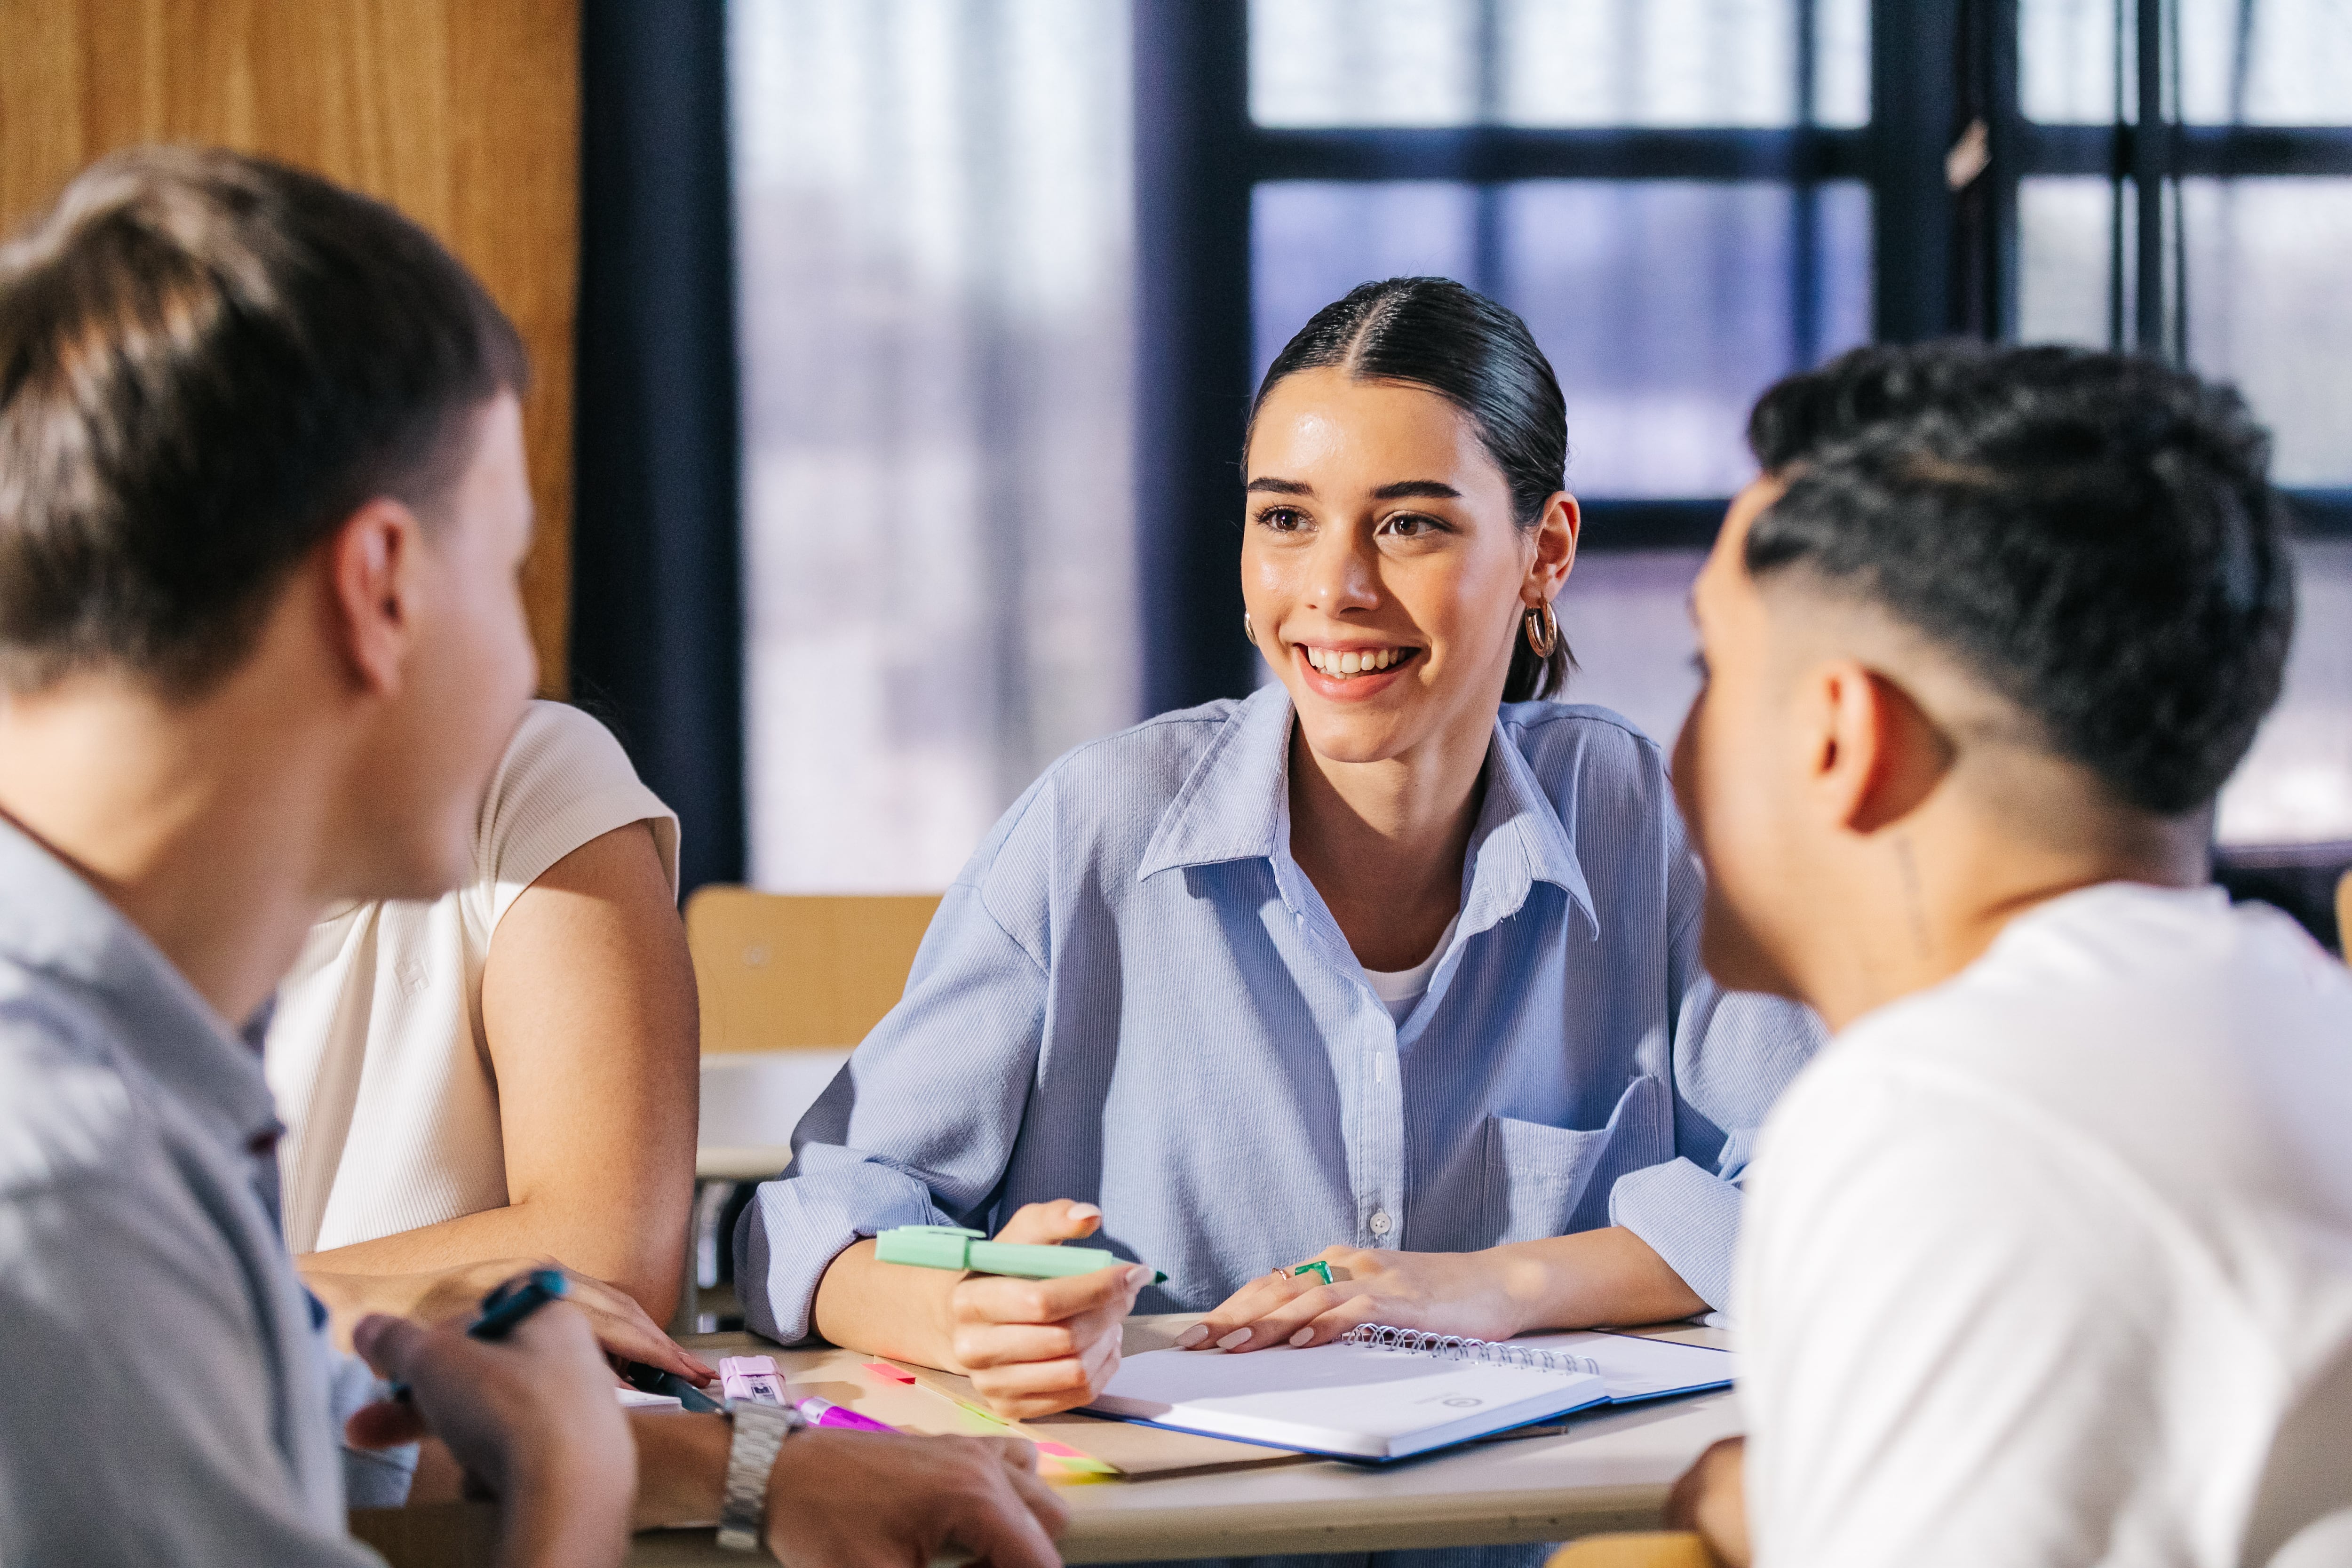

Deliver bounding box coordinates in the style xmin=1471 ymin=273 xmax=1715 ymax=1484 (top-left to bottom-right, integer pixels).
xmin=1743 ymin=342 xmax=2294 ymax=817
xmin=0 ymin=145 xmax=527 ymax=695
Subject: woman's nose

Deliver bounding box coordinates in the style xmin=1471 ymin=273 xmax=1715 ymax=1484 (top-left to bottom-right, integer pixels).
xmin=1302 ymin=527 xmax=1381 ymax=612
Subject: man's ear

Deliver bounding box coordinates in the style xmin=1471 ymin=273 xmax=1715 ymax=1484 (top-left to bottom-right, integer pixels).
xmin=324 ymin=498 xmax=425 ymax=698
xmin=1807 ymin=659 xmax=1950 ymax=835
xmin=1521 ymin=490 xmax=1581 ymax=605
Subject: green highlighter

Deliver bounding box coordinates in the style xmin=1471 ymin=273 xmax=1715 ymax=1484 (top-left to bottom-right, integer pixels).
xmin=876 ymin=1225 xmax=1168 ymax=1284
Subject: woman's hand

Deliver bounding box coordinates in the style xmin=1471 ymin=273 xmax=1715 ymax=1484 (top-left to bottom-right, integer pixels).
xmin=948 ymin=1201 xmax=1153 ymax=1419
xmin=307 ymin=1257 xmax=717 ymax=1385
xmin=1176 ymin=1245 xmax=1535 ymax=1353
xmin=1178 ymin=1228 xmax=1708 ymax=1351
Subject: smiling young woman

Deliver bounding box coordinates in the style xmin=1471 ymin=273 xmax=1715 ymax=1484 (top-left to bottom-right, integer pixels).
xmin=736 ymin=279 xmax=1823 ymax=1445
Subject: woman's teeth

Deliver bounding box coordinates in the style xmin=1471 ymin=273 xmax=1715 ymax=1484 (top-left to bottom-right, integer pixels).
xmin=1304 ymin=646 xmax=1407 ymax=677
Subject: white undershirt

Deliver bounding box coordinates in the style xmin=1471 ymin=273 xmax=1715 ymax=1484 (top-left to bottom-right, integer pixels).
xmin=1360 ymin=912 xmax=1462 ymax=1025
xmin=1737 ymin=883 xmax=2352 ymax=1568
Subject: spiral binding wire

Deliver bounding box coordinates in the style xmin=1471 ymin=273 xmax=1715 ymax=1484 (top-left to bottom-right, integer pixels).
xmin=1339 ymin=1323 xmax=1599 ymax=1377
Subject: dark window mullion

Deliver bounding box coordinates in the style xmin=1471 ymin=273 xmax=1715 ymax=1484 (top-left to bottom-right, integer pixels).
xmin=2018 ymin=123 xmax=2352 ymax=178
xmin=1247 ymin=127 xmax=1870 ymax=184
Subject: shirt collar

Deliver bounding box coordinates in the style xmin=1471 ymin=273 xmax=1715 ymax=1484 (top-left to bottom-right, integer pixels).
xmin=1136 ymin=685 xmax=1295 ymax=876
xmin=0 ymin=817 xmax=281 ymax=1149
xmin=1136 ymin=686 xmax=1597 ymax=935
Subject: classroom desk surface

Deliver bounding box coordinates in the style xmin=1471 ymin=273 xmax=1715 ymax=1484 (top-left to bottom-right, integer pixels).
xmin=628 ymin=1314 xmax=1741 ymax=1565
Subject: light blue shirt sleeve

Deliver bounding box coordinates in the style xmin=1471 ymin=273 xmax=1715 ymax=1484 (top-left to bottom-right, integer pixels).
xmin=1608 ymin=838 xmax=1828 ymax=1313
xmin=740 ymin=839 xmax=1053 ymax=1342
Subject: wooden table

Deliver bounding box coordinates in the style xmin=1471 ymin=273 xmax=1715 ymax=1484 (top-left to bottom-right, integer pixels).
xmin=628 ymin=1315 xmax=1740 ymax=1564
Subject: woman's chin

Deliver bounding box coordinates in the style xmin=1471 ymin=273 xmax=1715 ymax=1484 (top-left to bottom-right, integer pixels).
xmin=1292 ymin=707 xmax=1425 ymax=767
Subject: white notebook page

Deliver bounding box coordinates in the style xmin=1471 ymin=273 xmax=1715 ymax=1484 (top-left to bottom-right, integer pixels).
xmin=1089 ymin=1343 xmax=1607 ymax=1460
xmin=1497 ymin=1331 xmax=1736 ymax=1401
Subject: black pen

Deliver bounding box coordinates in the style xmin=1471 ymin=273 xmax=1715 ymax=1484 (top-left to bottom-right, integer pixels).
xmin=618 ymin=1357 xmax=724 ymax=1413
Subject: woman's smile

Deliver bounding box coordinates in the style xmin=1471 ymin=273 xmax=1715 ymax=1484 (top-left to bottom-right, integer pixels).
xmin=1293 ymin=639 xmax=1423 ymax=699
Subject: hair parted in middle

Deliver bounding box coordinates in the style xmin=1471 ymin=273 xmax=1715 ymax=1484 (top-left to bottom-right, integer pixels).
xmin=1246 ymin=276 xmax=1575 ymax=703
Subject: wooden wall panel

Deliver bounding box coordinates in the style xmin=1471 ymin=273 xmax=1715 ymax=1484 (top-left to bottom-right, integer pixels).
xmin=0 ymin=0 xmax=579 ymax=694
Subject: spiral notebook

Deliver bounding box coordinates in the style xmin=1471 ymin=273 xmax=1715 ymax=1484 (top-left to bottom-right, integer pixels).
xmin=1086 ymin=1325 xmax=1653 ymax=1461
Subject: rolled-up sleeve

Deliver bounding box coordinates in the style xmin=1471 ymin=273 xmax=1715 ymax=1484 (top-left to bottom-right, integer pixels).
xmin=737 ymin=846 xmax=1052 ymax=1343
xmin=1607 ymin=851 xmax=1826 ymax=1313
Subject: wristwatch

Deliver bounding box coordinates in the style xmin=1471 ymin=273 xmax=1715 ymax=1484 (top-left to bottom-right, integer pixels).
xmin=716 ymin=1398 xmax=806 ymax=1552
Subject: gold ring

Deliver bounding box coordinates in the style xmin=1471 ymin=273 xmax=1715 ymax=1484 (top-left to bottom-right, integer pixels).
xmin=1271 ymin=1266 xmax=1292 ymax=1281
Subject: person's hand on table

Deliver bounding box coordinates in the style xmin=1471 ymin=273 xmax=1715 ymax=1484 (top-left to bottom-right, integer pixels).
xmin=1666 ymin=1435 xmax=1751 ymax=1567
xmin=766 ymin=1430 xmax=1069 ymax=1568
xmin=948 ymin=1199 xmax=1153 ymax=1419
xmin=344 ymin=1298 xmax=636 ymax=1568
xmin=307 ymin=1256 xmax=717 ymax=1385
xmin=1176 ymin=1245 xmax=1529 ymax=1352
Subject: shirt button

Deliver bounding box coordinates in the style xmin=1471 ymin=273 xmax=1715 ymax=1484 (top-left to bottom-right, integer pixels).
xmin=1368 ymin=1209 xmax=1392 ymax=1236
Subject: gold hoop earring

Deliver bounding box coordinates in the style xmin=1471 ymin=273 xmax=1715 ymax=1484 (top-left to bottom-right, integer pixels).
xmin=1243 ymin=612 xmax=1256 ymax=645
xmin=1523 ymin=601 xmax=1559 ymax=657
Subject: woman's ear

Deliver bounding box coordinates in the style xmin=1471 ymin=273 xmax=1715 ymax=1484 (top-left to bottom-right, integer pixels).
xmin=1523 ymin=490 xmax=1580 ymax=606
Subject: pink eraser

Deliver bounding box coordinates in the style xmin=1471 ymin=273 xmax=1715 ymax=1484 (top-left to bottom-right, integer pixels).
xmin=719 ymin=1355 xmax=787 ymax=1404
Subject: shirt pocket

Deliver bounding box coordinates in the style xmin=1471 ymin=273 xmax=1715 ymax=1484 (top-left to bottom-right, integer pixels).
xmin=1485 ymin=1074 xmax=1669 ymax=1239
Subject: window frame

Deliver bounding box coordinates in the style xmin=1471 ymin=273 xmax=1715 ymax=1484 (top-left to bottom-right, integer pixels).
xmin=1131 ymin=0 xmax=2352 ymax=710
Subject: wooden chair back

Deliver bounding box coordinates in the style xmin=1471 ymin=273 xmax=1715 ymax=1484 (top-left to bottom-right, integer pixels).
xmin=2338 ymin=868 xmax=2350 ymax=962
xmin=685 ymin=888 xmax=942 ymax=1052
xmin=1547 ymin=1534 xmax=1719 ymax=1568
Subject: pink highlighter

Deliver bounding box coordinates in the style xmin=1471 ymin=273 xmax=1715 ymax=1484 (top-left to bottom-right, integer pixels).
xmin=717 ymin=1356 xmax=898 ymax=1434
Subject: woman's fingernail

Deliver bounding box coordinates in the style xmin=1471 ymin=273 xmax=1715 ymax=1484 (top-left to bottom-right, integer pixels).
xmin=1175 ymin=1323 xmax=1210 ymax=1348
xmin=1127 ymin=1266 xmax=1155 ymax=1289
xmin=1289 ymin=1327 xmax=1314 ymax=1346
xmin=1069 ymin=1203 xmax=1101 ymax=1222
xmin=1216 ymin=1328 xmax=1253 ymax=1351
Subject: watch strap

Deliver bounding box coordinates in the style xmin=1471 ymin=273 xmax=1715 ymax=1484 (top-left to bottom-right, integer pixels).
xmin=716 ymin=1398 xmax=804 ymax=1552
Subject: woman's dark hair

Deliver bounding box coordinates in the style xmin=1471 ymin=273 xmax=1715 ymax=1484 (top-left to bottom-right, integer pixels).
xmin=1246 ymin=276 xmax=1574 ymax=701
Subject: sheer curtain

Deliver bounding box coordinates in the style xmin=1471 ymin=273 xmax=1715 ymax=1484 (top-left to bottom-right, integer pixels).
xmin=731 ymin=0 xmax=1137 ymax=891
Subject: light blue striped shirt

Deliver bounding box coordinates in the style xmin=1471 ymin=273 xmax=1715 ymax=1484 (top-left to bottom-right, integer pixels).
xmin=740 ymin=688 xmax=1822 ymax=1341
xmin=0 ymin=821 xmax=405 ymax=1566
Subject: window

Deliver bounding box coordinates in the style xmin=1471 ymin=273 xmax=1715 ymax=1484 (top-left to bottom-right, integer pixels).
xmin=731 ymin=0 xmax=1137 ymax=890
xmin=2005 ymin=0 xmax=2352 ymax=844
xmin=1245 ymin=0 xmax=1874 ymax=507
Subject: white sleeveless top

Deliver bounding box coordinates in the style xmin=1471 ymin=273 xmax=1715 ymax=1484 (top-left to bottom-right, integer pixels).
xmin=264 ymin=701 xmax=679 ymax=1255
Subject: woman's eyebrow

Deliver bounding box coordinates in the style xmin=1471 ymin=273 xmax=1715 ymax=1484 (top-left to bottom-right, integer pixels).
xmin=1245 ymin=477 xmax=1313 ymax=496
xmin=1371 ymin=479 xmax=1461 ymax=500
